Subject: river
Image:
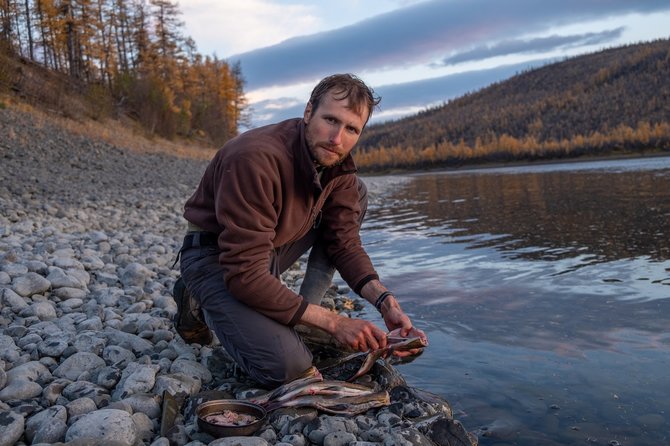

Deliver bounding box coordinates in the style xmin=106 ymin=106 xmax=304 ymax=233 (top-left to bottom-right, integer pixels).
xmin=351 ymin=155 xmax=670 ymax=446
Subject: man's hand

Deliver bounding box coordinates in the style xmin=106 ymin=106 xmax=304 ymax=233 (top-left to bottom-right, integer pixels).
xmin=381 ymin=297 xmax=428 ymax=358
xmin=300 ymin=303 xmax=388 ymax=352
xmin=332 ymin=316 xmax=388 ymax=352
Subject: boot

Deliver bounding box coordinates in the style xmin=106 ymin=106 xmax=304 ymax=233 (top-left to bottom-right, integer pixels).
xmin=172 ymin=277 xmax=213 ymax=345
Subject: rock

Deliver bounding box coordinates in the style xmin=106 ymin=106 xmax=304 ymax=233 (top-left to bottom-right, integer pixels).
xmin=54 ymin=287 xmax=87 ymax=300
xmin=304 ymin=416 xmax=358 ymax=445
xmin=12 ymin=272 xmax=51 ymax=297
xmin=26 ymin=301 xmax=57 ymax=320
xmin=101 ymin=346 xmax=136 ymax=368
xmin=33 ymin=417 xmax=68 ymax=443
xmin=120 ymin=262 xmax=154 ymax=288
xmin=0 ymin=361 xmax=52 ymax=400
xmin=62 ymin=381 xmax=110 ymax=407
xmin=26 ymin=405 xmax=67 ymax=443
xmin=323 ymin=431 xmax=358 ymax=446
xmin=1 ymin=287 xmax=28 ymax=312
xmin=65 ymin=409 xmax=139 ymax=445
xmin=66 ymin=397 xmax=98 ymax=418
xmin=132 ymin=411 xmax=155 ymax=443
xmin=111 ymin=362 xmax=160 ymax=400
xmin=72 ymin=333 xmax=106 ymax=355
xmin=0 ymin=410 xmax=24 ymax=446
xmin=0 ymin=271 xmax=10 ymax=284
xmin=153 ymin=373 xmax=202 ymax=397
xmin=0 ymin=335 xmax=21 ymax=363
xmin=3 ymin=263 xmax=28 ymax=277
xmin=102 ymin=328 xmax=154 ymax=355
xmin=209 ymin=438 xmax=269 ymax=446
xmin=121 ymin=393 xmax=162 ymax=419
xmin=54 ymin=352 xmax=106 ymax=380
xmin=170 ymin=358 xmax=212 ymax=384
xmin=37 ymin=335 xmax=70 ymax=357
xmin=47 ymin=267 xmax=86 ymax=289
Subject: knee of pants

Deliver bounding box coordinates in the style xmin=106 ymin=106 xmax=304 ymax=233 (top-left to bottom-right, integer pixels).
xmin=248 ymin=349 xmax=313 ymax=388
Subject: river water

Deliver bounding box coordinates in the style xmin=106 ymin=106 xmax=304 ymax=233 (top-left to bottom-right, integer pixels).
xmin=354 ymin=156 xmax=670 ymax=446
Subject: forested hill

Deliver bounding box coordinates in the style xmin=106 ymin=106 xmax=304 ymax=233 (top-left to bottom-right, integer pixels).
xmin=356 ymin=39 xmax=670 ymax=171
xmin=0 ymin=0 xmax=245 ymax=147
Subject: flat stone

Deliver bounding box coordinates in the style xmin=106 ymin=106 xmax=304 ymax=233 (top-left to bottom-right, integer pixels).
xmin=47 ymin=267 xmax=86 ymax=289
xmin=6 ymin=360 xmax=52 ymax=384
xmin=0 ymin=411 xmax=24 ymax=446
xmin=169 ymin=358 xmax=212 ymax=384
xmin=0 ymin=271 xmax=10 ymax=284
xmin=0 ymin=335 xmax=21 ymax=362
xmin=111 ymin=362 xmax=160 ymax=401
xmin=26 ymin=301 xmax=57 ymax=321
xmin=66 ymin=397 xmax=98 ymax=418
xmin=209 ymin=438 xmax=269 ymax=446
xmin=65 ymin=409 xmax=139 ymax=445
xmin=323 ymin=431 xmax=357 ymax=446
xmin=62 ymin=381 xmax=110 ymax=407
xmin=0 ymin=380 xmax=43 ymax=400
xmin=153 ymin=373 xmax=202 ymax=397
xmin=120 ymin=393 xmax=161 ymax=419
xmin=12 ymin=272 xmax=51 ymax=297
xmin=119 ymin=262 xmax=154 ymax=288
xmin=54 ymin=352 xmax=106 ymax=380
xmin=1 ymin=287 xmax=28 ymax=312
xmin=37 ymin=336 xmax=70 ymax=357
xmin=54 ymin=287 xmax=87 ymax=300
xmin=26 ymin=405 xmax=67 ymax=443
xmin=102 ymin=328 xmax=154 ymax=355
xmin=2 ymin=263 xmax=29 ymax=277
xmin=32 ymin=418 xmax=67 ymax=444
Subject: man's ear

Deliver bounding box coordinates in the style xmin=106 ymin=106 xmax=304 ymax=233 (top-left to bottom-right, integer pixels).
xmin=303 ymin=102 xmax=313 ymax=123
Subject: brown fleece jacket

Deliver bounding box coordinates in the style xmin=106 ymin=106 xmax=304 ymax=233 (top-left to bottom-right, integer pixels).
xmin=183 ymin=118 xmax=378 ymax=325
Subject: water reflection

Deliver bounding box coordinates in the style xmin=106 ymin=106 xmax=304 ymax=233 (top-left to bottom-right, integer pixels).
xmin=368 ymin=161 xmax=670 ymax=264
xmin=358 ymin=157 xmax=670 ymax=446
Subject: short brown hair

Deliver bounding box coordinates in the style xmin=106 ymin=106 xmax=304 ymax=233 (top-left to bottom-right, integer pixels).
xmin=308 ymin=74 xmax=381 ymax=124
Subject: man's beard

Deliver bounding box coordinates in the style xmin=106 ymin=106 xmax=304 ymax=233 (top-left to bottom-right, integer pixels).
xmin=309 ymin=142 xmax=346 ymax=168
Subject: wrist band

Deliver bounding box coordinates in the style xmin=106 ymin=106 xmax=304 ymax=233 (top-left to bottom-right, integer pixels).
xmin=374 ymin=291 xmax=393 ymax=313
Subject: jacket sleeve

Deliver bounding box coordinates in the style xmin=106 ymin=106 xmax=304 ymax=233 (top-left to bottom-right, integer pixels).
xmin=213 ymin=153 xmax=308 ymax=326
xmin=319 ymin=174 xmax=378 ymax=293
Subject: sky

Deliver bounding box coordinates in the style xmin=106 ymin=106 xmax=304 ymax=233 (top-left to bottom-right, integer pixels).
xmin=179 ymin=0 xmax=670 ymax=128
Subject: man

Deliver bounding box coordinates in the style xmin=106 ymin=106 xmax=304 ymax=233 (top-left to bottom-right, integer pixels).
xmin=176 ymin=73 xmax=426 ymax=388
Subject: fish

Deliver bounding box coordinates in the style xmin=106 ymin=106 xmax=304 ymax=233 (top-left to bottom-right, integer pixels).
xmin=272 ymin=390 xmax=391 ymax=415
xmin=322 ymin=329 xmax=428 ymax=382
xmin=248 ymin=375 xmax=390 ymax=416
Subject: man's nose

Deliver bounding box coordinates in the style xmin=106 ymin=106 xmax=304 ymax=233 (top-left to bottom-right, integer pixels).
xmin=329 ymin=127 xmax=344 ymax=145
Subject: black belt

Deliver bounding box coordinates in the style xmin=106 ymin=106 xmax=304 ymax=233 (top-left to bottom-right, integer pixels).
xmin=182 ymin=231 xmax=219 ymax=249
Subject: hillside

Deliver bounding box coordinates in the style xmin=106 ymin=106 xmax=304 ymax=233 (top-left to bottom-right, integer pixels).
xmin=356 ymin=39 xmax=670 ymax=170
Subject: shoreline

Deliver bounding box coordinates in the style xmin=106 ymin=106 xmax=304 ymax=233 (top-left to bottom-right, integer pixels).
xmin=0 ymin=105 xmax=476 ymax=445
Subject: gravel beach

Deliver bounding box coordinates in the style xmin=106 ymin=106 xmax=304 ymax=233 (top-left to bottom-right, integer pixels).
xmin=0 ymin=107 xmax=475 ymax=446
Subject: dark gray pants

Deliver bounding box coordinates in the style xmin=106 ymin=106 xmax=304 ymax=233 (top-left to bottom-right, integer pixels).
xmin=179 ymin=179 xmax=368 ymax=388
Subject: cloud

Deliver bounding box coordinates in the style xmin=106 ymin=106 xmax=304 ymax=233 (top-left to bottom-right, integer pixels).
xmin=180 ymin=0 xmax=321 ymax=56
xmin=248 ymin=58 xmax=555 ymax=128
xmin=230 ymin=0 xmax=670 ymax=90
xmin=439 ymin=28 xmax=625 ymax=66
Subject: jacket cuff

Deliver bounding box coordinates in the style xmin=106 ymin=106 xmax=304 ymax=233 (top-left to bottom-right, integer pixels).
xmin=354 ymin=274 xmax=379 ymax=295
xmin=287 ymin=296 xmax=310 ymax=327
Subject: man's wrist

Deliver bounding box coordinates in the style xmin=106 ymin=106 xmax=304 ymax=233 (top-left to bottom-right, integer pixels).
xmin=374 ymin=291 xmax=393 ymax=313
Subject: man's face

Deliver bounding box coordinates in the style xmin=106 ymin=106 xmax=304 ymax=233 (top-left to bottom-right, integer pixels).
xmin=303 ymin=91 xmax=368 ymax=168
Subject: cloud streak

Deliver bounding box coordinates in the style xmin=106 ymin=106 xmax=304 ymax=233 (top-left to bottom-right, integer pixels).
xmin=231 ymin=0 xmax=670 ymax=90
xmin=439 ymin=28 xmax=625 ymax=66
xmin=249 ymin=58 xmax=556 ymax=127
